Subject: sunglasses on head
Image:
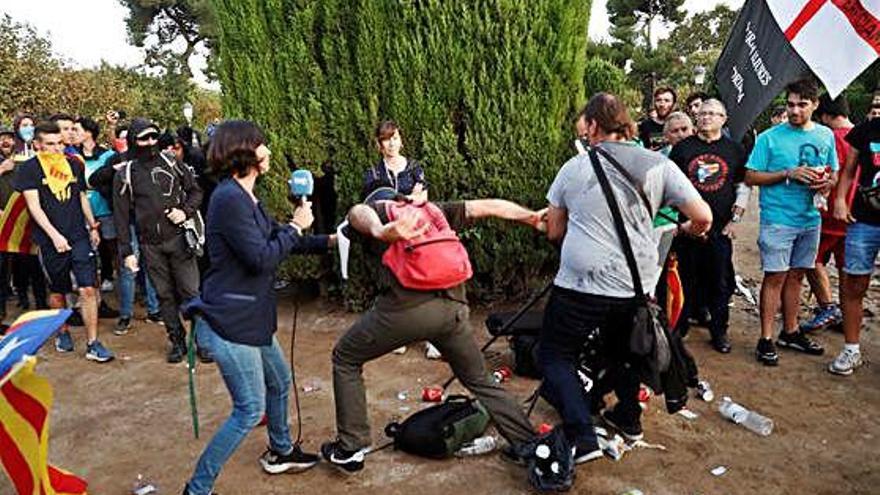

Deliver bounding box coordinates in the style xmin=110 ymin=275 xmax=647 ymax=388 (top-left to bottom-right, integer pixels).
xmin=136 ymin=133 xmax=159 ymax=142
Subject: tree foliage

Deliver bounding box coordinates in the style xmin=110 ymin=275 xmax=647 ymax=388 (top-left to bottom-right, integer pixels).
xmin=119 ymin=0 xmax=217 ymax=79
xmin=213 ymin=0 xmax=595 ymax=305
xmin=0 ymin=14 xmax=219 ymax=135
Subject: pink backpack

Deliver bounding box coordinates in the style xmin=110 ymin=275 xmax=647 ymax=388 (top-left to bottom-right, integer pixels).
xmin=381 ymin=201 xmax=473 ymax=290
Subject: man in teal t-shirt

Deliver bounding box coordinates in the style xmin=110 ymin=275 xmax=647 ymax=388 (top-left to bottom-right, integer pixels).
xmin=745 ymin=79 xmax=838 ymax=367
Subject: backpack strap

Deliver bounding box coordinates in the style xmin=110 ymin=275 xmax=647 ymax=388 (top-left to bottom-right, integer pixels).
xmin=588 ymin=148 xmax=647 ymax=301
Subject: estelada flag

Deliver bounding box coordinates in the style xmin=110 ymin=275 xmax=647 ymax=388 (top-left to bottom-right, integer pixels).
xmin=716 ymin=0 xmax=880 ymax=140
xmin=0 ymin=310 xmax=86 ymax=495
xmin=0 ymin=192 xmax=37 ymax=255
xmin=665 ymin=254 xmax=685 ymax=331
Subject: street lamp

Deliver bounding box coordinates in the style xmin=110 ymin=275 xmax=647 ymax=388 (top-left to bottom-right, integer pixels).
xmin=693 ymin=65 xmax=706 ymax=86
xmin=182 ymin=102 xmax=194 ymax=125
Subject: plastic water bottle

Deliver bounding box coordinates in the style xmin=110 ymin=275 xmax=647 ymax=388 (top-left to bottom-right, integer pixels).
xmin=696 ymin=380 xmax=714 ymax=402
xmin=718 ymin=396 xmax=773 ymax=436
xmin=455 ymin=435 xmax=497 ymax=456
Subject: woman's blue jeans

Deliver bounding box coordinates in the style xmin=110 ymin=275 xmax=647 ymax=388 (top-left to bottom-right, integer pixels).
xmin=186 ymin=317 xmax=294 ymax=495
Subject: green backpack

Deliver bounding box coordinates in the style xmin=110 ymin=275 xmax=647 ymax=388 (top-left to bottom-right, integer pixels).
xmin=384 ymin=395 xmax=490 ymax=459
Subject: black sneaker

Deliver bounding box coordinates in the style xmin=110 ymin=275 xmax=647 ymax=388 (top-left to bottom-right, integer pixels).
xmin=182 ymin=483 xmax=217 ymax=495
xmin=259 ymin=445 xmax=319 ymax=474
xmin=98 ymin=301 xmax=120 ymax=319
xmin=711 ymin=334 xmax=732 ymax=354
xmin=167 ymin=341 xmax=186 ymax=363
xmin=601 ymin=408 xmax=643 ymax=441
xmin=114 ymin=317 xmax=132 ymax=336
xmin=755 ymin=338 xmax=779 ymax=366
xmin=499 ymin=443 xmax=529 ymax=466
xmin=320 ymin=440 xmax=367 ymax=473
xmin=197 ymin=346 xmax=214 ymax=364
xmin=777 ymin=329 xmax=825 ymax=356
xmin=147 ymin=312 xmax=165 ymax=325
xmin=573 ymin=442 xmax=603 ymax=464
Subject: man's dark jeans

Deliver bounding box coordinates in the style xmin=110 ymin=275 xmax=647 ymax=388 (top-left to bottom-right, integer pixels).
xmin=538 ymin=286 xmax=642 ymax=450
xmin=141 ymin=234 xmax=199 ymax=337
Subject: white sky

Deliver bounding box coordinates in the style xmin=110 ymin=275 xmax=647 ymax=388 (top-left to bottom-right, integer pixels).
xmin=1 ymin=0 xmax=745 ymax=88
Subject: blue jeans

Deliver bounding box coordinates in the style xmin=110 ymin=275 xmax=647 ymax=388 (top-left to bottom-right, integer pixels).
xmin=186 ymin=318 xmax=294 ymax=495
xmin=119 ymin=226 xmax=159 ymax=318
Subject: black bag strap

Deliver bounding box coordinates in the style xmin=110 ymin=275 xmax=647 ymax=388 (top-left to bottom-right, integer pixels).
xmin=594 ymin=147 xmax=653 ymax=218
xmin=588 ymin=148 xmax=646 ymax=301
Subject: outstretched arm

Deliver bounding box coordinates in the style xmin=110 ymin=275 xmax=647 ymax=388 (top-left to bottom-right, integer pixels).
xmin=348 ymin=203 xmax=429 ymax=242
xmin=464 ymin=199 xmax=546 ymax=231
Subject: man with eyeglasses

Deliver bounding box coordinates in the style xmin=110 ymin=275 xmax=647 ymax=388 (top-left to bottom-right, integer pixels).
xmin=745 ymin=79 xmax=838 ymax=366
xmin=668 ymin=99 xmax=748 ymax=354
xmin=113 ymin=118 xmax=204 ymax=363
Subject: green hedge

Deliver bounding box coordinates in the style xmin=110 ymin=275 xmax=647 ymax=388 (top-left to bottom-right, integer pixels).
xmin=213 ymin=0 xmax=594 ymax=306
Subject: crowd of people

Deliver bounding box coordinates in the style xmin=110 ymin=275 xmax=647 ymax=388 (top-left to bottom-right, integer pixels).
xmin=1 ymin=75 xmax=878 ymax=493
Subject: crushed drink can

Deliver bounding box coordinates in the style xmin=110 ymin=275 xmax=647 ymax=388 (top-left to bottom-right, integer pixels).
xmin=493 ymin=365 xmax=512 ymax=383
xmin=421 ymin=386 xmax=443 ymax=402
xmin=537 ymin=423 xmax=554 ymax=435
xmin=638 ymin=386 xmax=651 ymax=410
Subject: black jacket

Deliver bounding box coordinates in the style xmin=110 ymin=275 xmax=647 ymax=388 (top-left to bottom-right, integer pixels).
xmin=113 ymin=120 xmax=202 ymax=256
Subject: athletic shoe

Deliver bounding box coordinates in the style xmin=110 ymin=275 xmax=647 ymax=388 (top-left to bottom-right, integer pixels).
xmin=601 ymin=408 xmax=643 ymax=442
xmin=197 ymin=345 xmax=214 ymax=364
xmin=777 ymin=329 xmax=825 ymax=355
xmin=574 ymin=443 xmax=603 ymax=464
xmin=98 ymin=301 xmax=120 ymax=319
xmin=259 ymin=445 xmax=320 ymax=474
xmin=85 ymin=340 xmax=114 ymax=363
xmin=800 ymin=304 xmax=842 ymax=333
xmin=55 ymin=331 xmax=74 ymax=353
xmin=755 ymin=338 xmax=779 ymax=366
xmin=114 ymin=317 xmax=132 ymax=336
xmin=711 ymin=334 xmax=732 ymax=354
xmin=146 ymin=312 xmax=164 ymax=325
xmin=100 ymin=280 xmax=114 ymax=292
xmin=320 ymin=440 xmax=367 ymax=473
xmin=425 ymin=342 xmax=442 ymax=359
xmin=828 ymin=349 xmax=863 ymax=376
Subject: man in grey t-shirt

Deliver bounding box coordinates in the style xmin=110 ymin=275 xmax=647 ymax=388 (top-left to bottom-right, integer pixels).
xmin=539 ymin=93 xmax=711 ymax=459
xmin=547 ymin=141 xmax=701 ymax=297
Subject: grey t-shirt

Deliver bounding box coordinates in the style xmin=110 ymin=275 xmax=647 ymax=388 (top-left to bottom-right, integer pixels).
xmin=547 ymin=141 xmax=700 ymax=298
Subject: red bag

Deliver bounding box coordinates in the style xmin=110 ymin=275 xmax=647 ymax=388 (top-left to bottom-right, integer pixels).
xmin=381 ymin=201 xmax=473 ymax=290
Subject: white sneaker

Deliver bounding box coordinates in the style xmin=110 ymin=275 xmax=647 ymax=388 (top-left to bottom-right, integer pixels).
xmin=100 ymin=280 xmax=114 ymax=292
xmin=425 ymin=343 xmax=442 ymax=359
xmin=828 ymin=349 xmax=863 ymax=376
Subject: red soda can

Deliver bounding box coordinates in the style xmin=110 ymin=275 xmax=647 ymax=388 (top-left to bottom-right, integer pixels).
xmin=638 ymin=386 xmax=651 ymax=410
xmin=421 ymin=386 xmax=443 ymax=402
xmin=537 ymin=423 xmax=553 ymax=435
xmin=493 ymin=366 xmax=512 ymax=383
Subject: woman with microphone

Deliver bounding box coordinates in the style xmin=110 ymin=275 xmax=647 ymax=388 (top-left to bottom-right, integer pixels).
xmin=182 ymin=120 xmax=333 ymax=495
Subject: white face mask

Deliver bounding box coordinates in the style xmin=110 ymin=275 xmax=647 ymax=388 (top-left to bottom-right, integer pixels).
xmin=19 ymin=125 xmax=35 ymax=142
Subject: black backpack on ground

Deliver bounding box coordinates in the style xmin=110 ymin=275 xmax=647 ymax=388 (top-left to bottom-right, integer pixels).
xmin=384 ymin=395 xmax=490 ymax=459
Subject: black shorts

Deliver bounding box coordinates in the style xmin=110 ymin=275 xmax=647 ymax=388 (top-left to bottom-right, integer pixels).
xmin=38 ymin=237 xmax=97 ymax=293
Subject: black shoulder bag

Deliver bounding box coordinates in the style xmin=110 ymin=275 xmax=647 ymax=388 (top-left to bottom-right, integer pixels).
xmin=587 ymin=148 xmax=671 ymax=374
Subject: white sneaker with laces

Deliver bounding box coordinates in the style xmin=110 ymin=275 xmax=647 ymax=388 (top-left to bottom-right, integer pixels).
xmin=828 ymin=349 xmax=863 ymax=376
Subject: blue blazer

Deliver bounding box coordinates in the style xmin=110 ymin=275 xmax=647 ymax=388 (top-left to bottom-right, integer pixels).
xmin=185 ymin=178 xmax=329 ymax=346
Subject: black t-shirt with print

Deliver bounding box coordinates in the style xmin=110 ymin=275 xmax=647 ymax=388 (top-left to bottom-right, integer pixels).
xmin=13 ymin=155 xmax=88 ymax=247
xmin=638 ymin=118 xmax=667 ymax=151
xmin=844 ymin=118 xmax=880 ymax=225
xmin=669 ymin=134 xmax=747 ymax=231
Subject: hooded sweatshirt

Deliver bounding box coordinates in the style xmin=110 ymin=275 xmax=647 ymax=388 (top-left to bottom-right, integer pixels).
xmin=113 ymin=118 xmax=203 ymax=257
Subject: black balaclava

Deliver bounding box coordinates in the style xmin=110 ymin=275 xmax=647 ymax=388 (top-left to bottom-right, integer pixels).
xmin=128 ymin=118 xmax=160 ymax=160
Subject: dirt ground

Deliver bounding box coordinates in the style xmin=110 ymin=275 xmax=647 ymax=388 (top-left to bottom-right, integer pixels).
xmin=2 ymin=210 xmax=879 ymax=495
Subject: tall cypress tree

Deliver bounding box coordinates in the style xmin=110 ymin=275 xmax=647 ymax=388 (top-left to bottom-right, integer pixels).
xmin=213 ymin=0 xmax=594 ymax=304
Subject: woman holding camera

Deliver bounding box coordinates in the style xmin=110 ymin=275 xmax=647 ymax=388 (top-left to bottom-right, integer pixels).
xmin=182 ymin=120 xmax=334 ymax=495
